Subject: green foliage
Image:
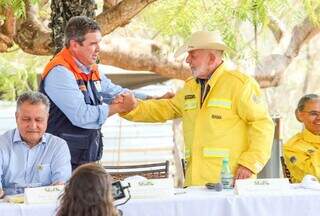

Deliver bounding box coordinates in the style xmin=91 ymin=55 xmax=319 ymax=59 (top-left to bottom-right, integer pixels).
xmin=303 ymin=0 xmax=320 ymax=25
xmin=0 ymin=49 xmax=49 ymax=101
xmin=141 ymin=0 xmax=276 ymax=50
xmin=141 ymin=0 xmax=319 ymax=52
xmin=0 ymin=0 xmax=39 ymax=17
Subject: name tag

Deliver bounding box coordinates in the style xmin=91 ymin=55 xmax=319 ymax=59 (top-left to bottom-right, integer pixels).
xmin=185 ymin=94 xmax=195 ymax=99
xmin=211 ymin=114 xmax=222 ymax=119
xmin=124 ymin=178 xmax=174 ymax=199
xmin=24 ymin=185 xmax=65 ymax=204
xmin=94 ymin=81 xmax=102 ymax=92
xmin=234 ymin=178 xmax=291 ymax=195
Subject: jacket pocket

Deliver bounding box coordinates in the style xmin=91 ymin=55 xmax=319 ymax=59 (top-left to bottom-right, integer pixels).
xmin=200 ymin=147 xmax=229 ymax=183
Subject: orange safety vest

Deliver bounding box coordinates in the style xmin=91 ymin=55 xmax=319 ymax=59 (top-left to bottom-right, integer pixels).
xmin=41 ymin=48 xmax=102 ymax=103
xmin=39 ymin=48 xmax=103 ymax=169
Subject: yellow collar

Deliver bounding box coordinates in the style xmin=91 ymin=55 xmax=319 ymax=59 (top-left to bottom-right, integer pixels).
xmin=302 ymin=129 xmax=320 ymax=143
xmin=207 ymin=63 xmax=225 ymax=87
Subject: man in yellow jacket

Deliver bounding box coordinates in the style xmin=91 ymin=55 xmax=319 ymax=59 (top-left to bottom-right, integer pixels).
xmin=120 ymin=31 xmax=274 ymax=186
xmin=284 ymin=94 xmax=320 ymax=183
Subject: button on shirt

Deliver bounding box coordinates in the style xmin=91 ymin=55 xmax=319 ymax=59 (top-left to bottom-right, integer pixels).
xmin=0 ymin=129 xmax=72 ymax=195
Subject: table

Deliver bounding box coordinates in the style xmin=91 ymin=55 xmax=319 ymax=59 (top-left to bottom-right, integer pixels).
xmin=0 ymin=202 xmax=57 ymax=216
xmin=1 ymin=186 xmax=320 ymax=216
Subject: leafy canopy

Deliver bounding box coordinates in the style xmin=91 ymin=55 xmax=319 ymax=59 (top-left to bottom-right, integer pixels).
xmin=141 ymin=0 xmax=320 ymax=51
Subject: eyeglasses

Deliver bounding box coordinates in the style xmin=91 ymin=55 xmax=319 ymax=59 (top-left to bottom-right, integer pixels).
xmin=301 ymin=111 xmax=320 ymax=117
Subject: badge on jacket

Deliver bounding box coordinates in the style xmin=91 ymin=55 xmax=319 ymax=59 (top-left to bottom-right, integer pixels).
xmin=185 ymin=94 xmax=195 ymax=99
xmin=37 ymin=164 xmax=43 ymax=171
xmin=94 ymin=81 xmax=102 ymax=92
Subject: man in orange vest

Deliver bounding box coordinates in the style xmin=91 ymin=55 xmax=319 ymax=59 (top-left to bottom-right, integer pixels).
xmin=39 ymin=16 xmax=142 ymax=169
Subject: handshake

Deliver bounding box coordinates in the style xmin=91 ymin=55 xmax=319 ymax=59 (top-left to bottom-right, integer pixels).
xmin=108 ymin=91 xmax=138 ymax=116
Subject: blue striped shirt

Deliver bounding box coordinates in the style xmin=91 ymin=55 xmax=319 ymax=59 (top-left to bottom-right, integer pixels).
xmin=0 ymin=129 xmax=72 ymax=195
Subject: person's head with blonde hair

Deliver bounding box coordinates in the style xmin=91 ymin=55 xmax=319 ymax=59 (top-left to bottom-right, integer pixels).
xmin=57 ymin=163 xmax=119 ymax=216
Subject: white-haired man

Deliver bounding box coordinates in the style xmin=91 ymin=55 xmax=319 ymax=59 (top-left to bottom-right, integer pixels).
xmin=119 ymin=31 xmax=275 ymax=186
xmin=0 ymin=92 xmax=71 ymax=197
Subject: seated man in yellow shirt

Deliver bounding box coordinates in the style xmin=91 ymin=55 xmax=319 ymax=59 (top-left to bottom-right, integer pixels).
xmin=284 ymin=94 xmax=320 ymax=183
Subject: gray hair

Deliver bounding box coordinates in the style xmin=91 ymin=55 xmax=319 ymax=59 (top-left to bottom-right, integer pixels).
xmin=296 ymin=94 xmax=320 ymax=112
xmin=16 ymin=91 xmax=50 ymax=113
xmin=64 ymin=16 xmax=101 ymax=48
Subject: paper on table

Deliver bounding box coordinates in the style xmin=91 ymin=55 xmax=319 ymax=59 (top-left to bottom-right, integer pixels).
xmin=24 ymin=185 xmax=64 ymax=204
xmin=234 ymin=178 xmax=291 ymax=195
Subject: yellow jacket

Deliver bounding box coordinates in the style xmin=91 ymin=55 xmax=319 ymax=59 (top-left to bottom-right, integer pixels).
xmin=122 ymin=64 xmax=274 ymax=186
xmin=283 ymin=129 xmax=320 ymax=183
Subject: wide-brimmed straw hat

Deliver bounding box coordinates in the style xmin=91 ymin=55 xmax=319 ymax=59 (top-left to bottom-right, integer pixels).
xmin=175 ymin=31 xmax=230 ymax=57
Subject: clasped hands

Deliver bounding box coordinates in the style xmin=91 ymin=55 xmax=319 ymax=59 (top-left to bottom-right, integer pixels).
xmin=109 ymin=91 xmax=137 ymax=116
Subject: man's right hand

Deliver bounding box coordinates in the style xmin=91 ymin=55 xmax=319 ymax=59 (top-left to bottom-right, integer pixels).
xmin=108 ymin=92 xmax=137 ymax=116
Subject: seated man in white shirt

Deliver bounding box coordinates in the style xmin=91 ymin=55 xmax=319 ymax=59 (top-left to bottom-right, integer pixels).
xmin=0 ymin=91 xmax=72 ymax=197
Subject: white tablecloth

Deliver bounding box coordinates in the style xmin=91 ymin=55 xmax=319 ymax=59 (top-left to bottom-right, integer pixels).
xmin=0 ymin=202 xmax=57 ymax=216
xmin=1 ymin=187 xmax=320 ymax=216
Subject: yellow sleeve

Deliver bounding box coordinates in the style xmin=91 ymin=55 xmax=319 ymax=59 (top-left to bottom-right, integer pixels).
xmin=236 ymin=78 xmax=275 ymax=174
xmin=284 ymin=138 xmax=320 ymax=182
xmin=121 ymin=87 xmax=185 ymax=122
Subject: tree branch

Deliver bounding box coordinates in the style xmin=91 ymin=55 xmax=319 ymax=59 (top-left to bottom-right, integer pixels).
xmin=103 ymin=0 xmax=123 ymax=11
xmin=0 ymin=7 xmax=15 ymax=51
xmin=267 ymin=15 xmax=285 ymax=43
xmin=96 ymin=0 xmax=158 ymax=34
xmin=255 ymin=10 xmax=320 ymax=87
xmin=99 ymin=36 xmax=191 ymax=80
xmin=14 ymin=0 xmax=53 ymax=55
xmin=285 ymin=17 xmax=320 ymax=58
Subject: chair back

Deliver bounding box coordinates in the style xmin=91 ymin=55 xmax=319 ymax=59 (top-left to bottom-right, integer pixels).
xmin=104 ymin=161 xmax=169 ymax=181
xmin=280 ymin=156 xmax=292 ymax=183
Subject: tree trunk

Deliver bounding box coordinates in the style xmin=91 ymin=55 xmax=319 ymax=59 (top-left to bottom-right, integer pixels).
xmin=50 ymin=0 xmax=97 ymax=54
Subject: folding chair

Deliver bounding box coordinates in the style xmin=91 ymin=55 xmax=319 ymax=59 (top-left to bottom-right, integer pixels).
xmin=280 ymin=156 xmax=292 ymax=183
xmin=104 ymin=160 xmax=169 ymax=181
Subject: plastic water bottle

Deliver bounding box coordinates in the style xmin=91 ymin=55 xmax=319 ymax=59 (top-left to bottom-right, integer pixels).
xmin=221 ymin=158 xmax=233 ymax=189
